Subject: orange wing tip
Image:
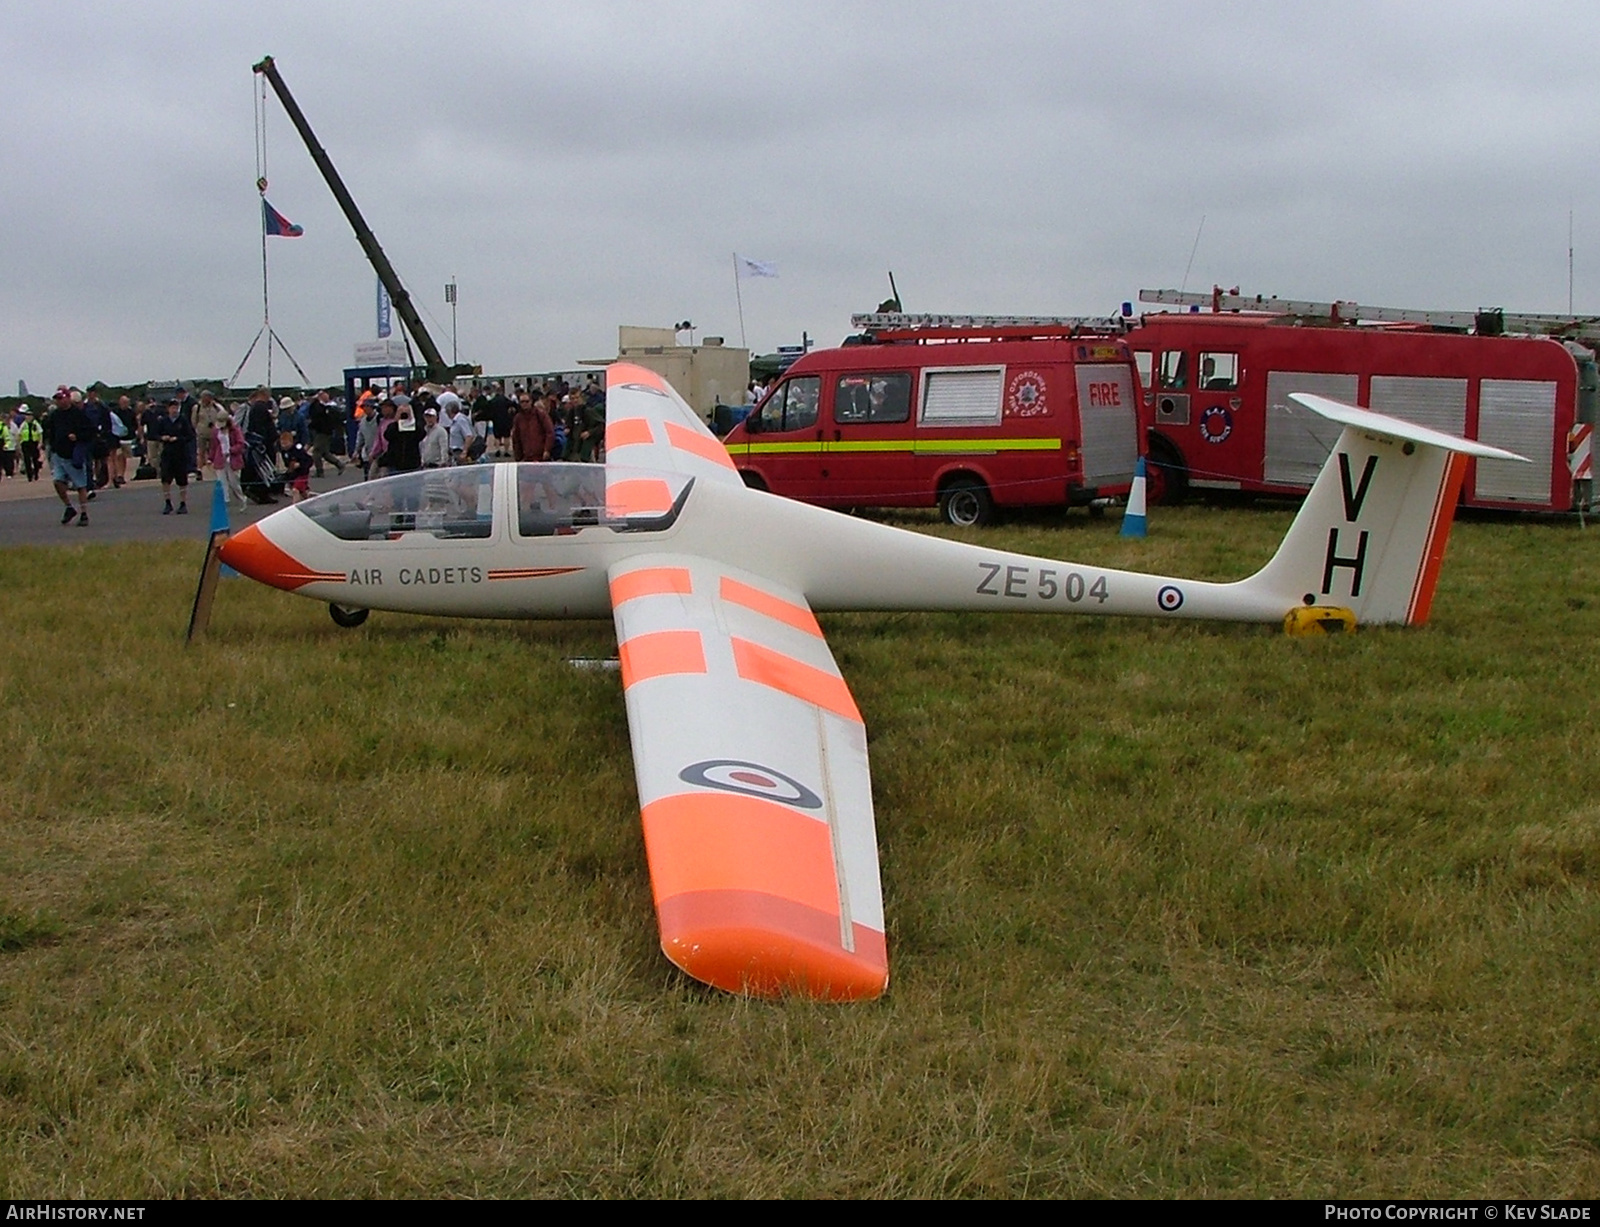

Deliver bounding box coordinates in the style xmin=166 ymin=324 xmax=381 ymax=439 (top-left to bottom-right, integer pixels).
xmin=217 ymin=523 xmax=343 ymax=591
xmin=658 ymin=890 xmax=887 ymax=1001
xmin=642 ymin=790 xmax=837 ymax=910
xmin=607 ymin=362 xmax=669 ymax=393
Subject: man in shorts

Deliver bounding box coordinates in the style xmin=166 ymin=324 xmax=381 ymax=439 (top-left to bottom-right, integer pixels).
xmin=154 ymin=398 xmax=196 ymax=514
xmin=46 ymin=387 xmax=92 ymax=525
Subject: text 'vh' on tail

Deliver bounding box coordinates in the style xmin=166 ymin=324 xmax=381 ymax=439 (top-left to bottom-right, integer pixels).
xmin=1242 ymin=394 xmax=1527 ymax=626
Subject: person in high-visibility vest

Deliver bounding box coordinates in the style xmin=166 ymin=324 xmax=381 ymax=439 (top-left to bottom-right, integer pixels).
xmin=16 ymin=405 xmax=43 ymax=482
xmin=0 ymin=406 xmax=19 ymax=479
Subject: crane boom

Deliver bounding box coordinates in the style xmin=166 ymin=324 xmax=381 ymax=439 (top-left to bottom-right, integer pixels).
xmin=252 ymin=55 xmax=454 ymax=381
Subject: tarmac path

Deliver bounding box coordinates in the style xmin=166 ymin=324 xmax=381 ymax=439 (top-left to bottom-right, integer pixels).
xmin=0 ymin=468 xmax=368 ymax=548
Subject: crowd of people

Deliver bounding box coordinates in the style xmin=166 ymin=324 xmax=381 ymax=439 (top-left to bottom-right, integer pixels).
xmin=2 ymin=374 xmax=609 ymax=528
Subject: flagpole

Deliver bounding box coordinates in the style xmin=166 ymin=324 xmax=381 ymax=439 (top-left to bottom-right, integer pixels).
xmin=733 ymin=253 xmax=747 ymax=349
xmin=263 ymin=209 xmax=273 ymax=389
xmin=255 ymin=80 xmax=273 ymax=391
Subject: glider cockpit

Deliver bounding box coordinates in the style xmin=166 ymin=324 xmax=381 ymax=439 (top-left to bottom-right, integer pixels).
xmin=298 ymin=463 xmax=693 ymax=545
xmin=302 ymin=466 xmax=497 ymax=541
xmin=512 ymin=464 xmax=692 ymax=538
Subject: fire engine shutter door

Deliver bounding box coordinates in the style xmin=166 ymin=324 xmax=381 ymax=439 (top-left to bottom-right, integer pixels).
xmin=1075 ymin=364 xmax=1138 ymax=487
xmin=920 ymin=368 xmax=1003 ymax=427
xmin=1476 ymin=379 xmax=1556 ymax=502
xmin=1264 ymin=371 xmax=1359 ymax=486
xmin=1370 ymin=376 xmax=1468 ymax=438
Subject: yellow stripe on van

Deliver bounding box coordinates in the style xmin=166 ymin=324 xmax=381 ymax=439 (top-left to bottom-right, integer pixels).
xmin=742 ymin=437 xmax=1062 ymax=456
xmin=815 ymin=439 xmax=901 ymax=452
xmin=912 ymin=438 xmax=1060 ymax=454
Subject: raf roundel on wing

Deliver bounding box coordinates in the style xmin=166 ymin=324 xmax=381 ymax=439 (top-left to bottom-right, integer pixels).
xmin=678 ymin=759 xmax=824 ymax=810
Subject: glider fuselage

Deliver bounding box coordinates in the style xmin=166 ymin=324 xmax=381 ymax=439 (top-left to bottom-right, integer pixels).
xmin=221 ymin=461 xmax=1292 ymax=625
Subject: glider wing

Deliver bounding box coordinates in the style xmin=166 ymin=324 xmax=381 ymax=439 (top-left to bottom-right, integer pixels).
xmin=608 ymin=552 xmax=888 ymax=999
xmin=603 ymin=362 xmax=746 ymax=489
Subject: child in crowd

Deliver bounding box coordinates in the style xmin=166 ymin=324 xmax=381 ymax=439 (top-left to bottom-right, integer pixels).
xmin=279 ymin=429 xmax=313 ymax=503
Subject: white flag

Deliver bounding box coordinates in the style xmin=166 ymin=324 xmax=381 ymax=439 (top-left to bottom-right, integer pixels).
xmin=736 ymin=255 xmax=778 ymax=279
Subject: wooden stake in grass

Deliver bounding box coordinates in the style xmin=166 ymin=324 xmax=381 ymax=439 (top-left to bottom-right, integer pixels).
xmin=186 ymin=528 xmax=229 ymax=643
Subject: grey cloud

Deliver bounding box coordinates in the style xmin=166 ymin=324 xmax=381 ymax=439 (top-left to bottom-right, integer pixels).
xmin=3 ymin=0 xmax=1598 ymax=391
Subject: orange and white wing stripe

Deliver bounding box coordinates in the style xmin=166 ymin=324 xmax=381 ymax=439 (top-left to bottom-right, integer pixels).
xmin=604 ymin=362 xmax=744 ymax=488
xmin=608 ymin=553 xmax=886 ymax=1000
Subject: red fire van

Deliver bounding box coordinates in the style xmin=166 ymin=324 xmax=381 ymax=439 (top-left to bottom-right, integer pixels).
xmin=722 ymin=315 xmax=1141 ymax=526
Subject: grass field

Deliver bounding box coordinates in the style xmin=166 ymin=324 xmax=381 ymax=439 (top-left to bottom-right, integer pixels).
xmin=2 ymin=505 xmax=1598 ymax=1197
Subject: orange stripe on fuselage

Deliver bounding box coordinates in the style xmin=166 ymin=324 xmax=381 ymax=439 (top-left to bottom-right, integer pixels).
xmin=610 ymin=567 xmax=693 ymax=605
xmin=617 ymin=629 xmax=706 ymax=686
xmin=486 ymin=566 xmax=584 ymax=581
xmin=663 ymin=420 xmax=738 ymax=471
xmin=731 ymin=638 xmax=861 ymax=723
xmin=606 ymin=417 xmax=655 ymax=451
xmin=720 ymin=577 xmax=823 ymax=638
xmin=1406 ymin=452 xmax=1469 ymax=625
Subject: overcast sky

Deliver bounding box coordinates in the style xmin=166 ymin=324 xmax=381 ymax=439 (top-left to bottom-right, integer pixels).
xmin=3 ymin=1 xmax=1596 ymax=392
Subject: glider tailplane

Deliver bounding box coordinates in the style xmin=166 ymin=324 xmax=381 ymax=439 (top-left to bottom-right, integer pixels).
xmin=1241 ymin=394 xmax=1526 ymax=626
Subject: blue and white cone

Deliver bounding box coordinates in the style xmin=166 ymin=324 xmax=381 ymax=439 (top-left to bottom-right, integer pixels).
xmin=1120 ymin=455 xmax=1148 ymax=539
xmin=211 ymin=478 xmax=237 ymax=576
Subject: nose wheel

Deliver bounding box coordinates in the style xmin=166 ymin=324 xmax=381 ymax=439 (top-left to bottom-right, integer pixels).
xmin=328 ymin=603 xmax=370 ymax=628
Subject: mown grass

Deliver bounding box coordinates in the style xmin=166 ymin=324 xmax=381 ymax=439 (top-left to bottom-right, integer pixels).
xmin=1 ymin=506 xmax=1598 ymax=1197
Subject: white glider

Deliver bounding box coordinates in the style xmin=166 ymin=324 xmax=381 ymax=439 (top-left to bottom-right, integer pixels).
xmin=219 ymin=371 xmax=1523 ymax=1000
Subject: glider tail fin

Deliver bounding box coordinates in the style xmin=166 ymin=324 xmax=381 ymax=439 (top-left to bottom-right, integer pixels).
xmin=1241 ymin=395 xmax=1526 ymax=626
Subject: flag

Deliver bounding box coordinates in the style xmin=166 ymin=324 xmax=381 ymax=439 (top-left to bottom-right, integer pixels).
xmin=736 ymin=255 xmax=778 ymax=279
xmin=262 ymin=199 xmax=304 ymax=238
xmin=376 ymin=277 xmax=392 ymax=338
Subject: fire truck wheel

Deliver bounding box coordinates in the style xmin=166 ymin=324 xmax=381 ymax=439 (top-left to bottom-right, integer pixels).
xmin=328 ymin=603 xmax=370 ymax=629
xmin=1145 ymin=438 xmax=1189 ymax=506
xmin=940 ymin=478 xmax=993 ymax=527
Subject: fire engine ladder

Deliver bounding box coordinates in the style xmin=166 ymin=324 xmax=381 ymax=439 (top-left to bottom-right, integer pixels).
xmin=851 ymin=312 xmax=1132 ymax=340
xmin=1139 ymin=287 xmax=1600 ymax=348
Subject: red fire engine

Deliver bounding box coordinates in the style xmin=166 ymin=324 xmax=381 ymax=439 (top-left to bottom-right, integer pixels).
xmin=1128 ymin=289 xmax=1600 ymax=512
xmin=721 ymin=314 xmax=1141 ymax=526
